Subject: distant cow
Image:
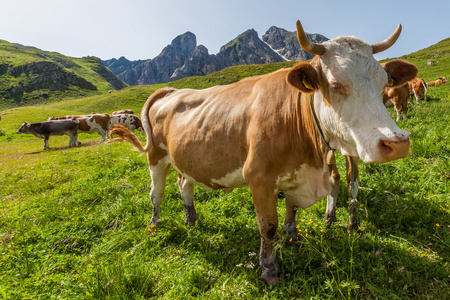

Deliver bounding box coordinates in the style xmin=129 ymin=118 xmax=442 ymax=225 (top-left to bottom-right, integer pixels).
xmin=109 ymin=114 xmax=142 ymax=132
xmin=108 ymin=19 xmax=417 ymax=285
xmin=383 ymin=83 xmax=411 ymax=121
xmin=111 ymin=109 xmax=134 ymax=115
xmin=427 ymin=76 xmax=447 ymax=87
xmin=17 ymin=119 xmax=79 ymax=150
xmin=408 ymin=78 xmax=427 ymax=103
xmin=49 ymin=113 xmax=110 ymax=142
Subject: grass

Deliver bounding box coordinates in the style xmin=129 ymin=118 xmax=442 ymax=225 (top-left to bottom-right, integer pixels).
xmin=0 ymin=39 xmax=449 ymax=299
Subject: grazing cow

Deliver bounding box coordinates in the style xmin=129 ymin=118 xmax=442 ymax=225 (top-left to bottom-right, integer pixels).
xmin=17 ymin=119 xmax=79 ymax=150
xmin=109 ymin=114 xmax=142 ymax=132
xmin=383 ymin=83 xmax=411 ymax=121
xmin=427 ymin=76 xmax=447 ymax=87
xmin=49 ymin=113 xmax=110 ymax=142
xmin=108 ymin=20 xmax=417 ymax=285
xmin=111 ymin=109 xmax=134 ymax=115
xmin=408 ymin=78 xmax=427 ymax=104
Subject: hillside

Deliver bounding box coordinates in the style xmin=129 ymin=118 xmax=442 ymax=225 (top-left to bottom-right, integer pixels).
xmin=0 ymin=40 xmax=127 ymax=108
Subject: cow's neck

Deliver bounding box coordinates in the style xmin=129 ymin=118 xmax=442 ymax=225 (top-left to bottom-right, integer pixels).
xmin=284 ymin=88 xmax=328 ymax=168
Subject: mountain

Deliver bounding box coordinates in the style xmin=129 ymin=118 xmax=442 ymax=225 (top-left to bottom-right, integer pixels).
xmin=110 ymin=26 xmax=329 ymax=85
xmin=262 ymin=26 xmax=328 ymax=61
xmin=102 ymin=56 xmax=147 ymax=76
xmin=118 ymin=32 xmax=197 ymax=85
xmin=0 ymin=40 xmax=127 ymax=105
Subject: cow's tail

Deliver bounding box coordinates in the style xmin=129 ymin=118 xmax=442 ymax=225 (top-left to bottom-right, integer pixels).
xmin=108 ymin=87 xmax=177 ymax=153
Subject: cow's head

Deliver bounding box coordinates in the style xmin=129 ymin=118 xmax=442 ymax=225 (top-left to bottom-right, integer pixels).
xmin=17 ymin=122 xmax=31 ymax=134
xmin=287 ymin=20 xmax=418 ymax=163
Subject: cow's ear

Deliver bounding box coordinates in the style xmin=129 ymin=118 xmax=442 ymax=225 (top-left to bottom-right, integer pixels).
xmin=25 ymin=122 xmax=30 ymax=127
xmin=382 ymin=59 xmax=418 ymax=87
xmin=287 ymin=63 xmax=320 ymax=93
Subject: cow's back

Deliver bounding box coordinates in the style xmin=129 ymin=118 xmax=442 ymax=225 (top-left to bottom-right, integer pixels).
xmin=147 ymin=69 xmax=303 ymax=188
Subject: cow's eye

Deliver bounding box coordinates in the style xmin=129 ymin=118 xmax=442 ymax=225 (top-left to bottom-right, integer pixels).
xmin=330 ymin=83 xmax=346 ymax=95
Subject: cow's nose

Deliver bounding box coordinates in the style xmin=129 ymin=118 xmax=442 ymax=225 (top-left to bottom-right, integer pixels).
xmin=378 ymin=136 xmax=410 ymax=161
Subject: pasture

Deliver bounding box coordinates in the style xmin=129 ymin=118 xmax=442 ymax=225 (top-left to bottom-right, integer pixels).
xmin=0 ymin=58 xmax=449 ymax=298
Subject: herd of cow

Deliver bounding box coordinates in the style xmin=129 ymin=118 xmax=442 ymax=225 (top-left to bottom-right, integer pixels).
xmin=384 ymin=75 xmax=447 ymax=121
xmin=16 ymin=109 xmax=142 ymax=149
xmin=11 ymin=19 xmax=448 ymax=286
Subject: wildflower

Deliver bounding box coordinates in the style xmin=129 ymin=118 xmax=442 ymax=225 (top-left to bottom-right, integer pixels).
xmin=324 ymin=261 xmax=329 ymax=269
xmin=314 ymin=224 xmax=318 ymax=227
xmin=375 ymin=251 xmax=380 ymax=256
xmin=320 ymin=229 xmax=324 ymax=232
xmin=150 ymin=224 xmax=155 ymax=228
xmin=245 ymin=281 xmax=249 ymax=286
xmin=360 ymin=204 xmax=364 ymax=207
xmin=173 ymin=227 xmax=177 ymax=230
xmin=436 ymin=223 xmax=440 ymax=227
xmin=426 ymin=249 xmax=431 ymax=253
xmin=305 ymin=228 xmax=308 ymax=232
xmin=420 ymin=253 xmax=425 ymax=257
xmin=289 ymin=238 xmax=292 ymax=243
xmin=305 ymin=233 xmax=308 ymax=237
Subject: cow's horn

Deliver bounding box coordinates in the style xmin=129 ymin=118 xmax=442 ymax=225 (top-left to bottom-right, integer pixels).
xmin=372 ymin=24 xmax=402 ymax=54
xmin=296 ymin=20 xmax=325 ymax=56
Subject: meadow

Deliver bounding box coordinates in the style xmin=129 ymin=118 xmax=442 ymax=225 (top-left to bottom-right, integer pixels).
xmin=0 ymin=44 xmax=449 ymax=298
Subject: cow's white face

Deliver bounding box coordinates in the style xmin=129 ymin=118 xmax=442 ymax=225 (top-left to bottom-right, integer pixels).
xmin=312 ymin=37 xmax=413 ymax=163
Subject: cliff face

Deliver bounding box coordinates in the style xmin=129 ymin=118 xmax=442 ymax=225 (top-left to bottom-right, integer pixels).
xmin=109 ymin=26 xmax=329 ymax=85
xmin=119 ymin=32 xmax=197 ymax=85
xmin=262 ymin=26 xmax=329 ymax=61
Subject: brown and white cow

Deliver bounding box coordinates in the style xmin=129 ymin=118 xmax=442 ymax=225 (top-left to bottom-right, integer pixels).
xmin=111 ymin=109 xmax=134 ymax=115
xmin=408 ymin=78 xmax=427 ymax=104
xmin=109 ymin=114 xmax=142 ymax=132
xmin=383 ymin=83 xmax=411 ymax=121
xmin=17 ymin=119 xmax=79 ymax=150
xmin=108 ymin=20 xmax=417 ymax=285
xmin=49 ymin=113 xmax=110 ymax=142
xmin=427 ymin=76 xmax=447 ymax=87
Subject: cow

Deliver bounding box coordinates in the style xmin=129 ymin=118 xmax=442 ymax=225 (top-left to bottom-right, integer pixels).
xmin=408 ymin=78 xmax=427 ymax=104
xmin=383 ymin=83 xmax=411 ymax=121
xmin=49 ymin=113 xmax=110 ymax=142
xmin=108 ymin=20 xmax=418 ymax=285
xmin=111 ymin=109 xmax=134 ymax=115
xmin=427 ymin=76 xmax=447 ymax=87
xmin=109 ymin=114 xmax=142 ymax=132
xmin=16 ymin=119 xmax=79 ymax=150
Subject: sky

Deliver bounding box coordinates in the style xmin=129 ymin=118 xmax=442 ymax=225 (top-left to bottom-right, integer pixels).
xmin=1 ymin=0 xmax=449 ymax=62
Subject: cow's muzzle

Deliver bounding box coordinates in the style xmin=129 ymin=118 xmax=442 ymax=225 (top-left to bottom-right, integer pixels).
xmin=378 ymin=136 xmax=410 ymax=162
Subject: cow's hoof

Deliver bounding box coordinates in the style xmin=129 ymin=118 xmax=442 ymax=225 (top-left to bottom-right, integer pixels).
xmin=261 ymin=270 xmax=280 ymax=285
xmin=324 ymin=213 xmax=337 ymax=228
xmin=260 ymin=255 xmax=280 ymax=285
xmin=284 ymin=222 xmax=300 ymax=244
xmin=184 ymin=204 xmax=199 ymax=226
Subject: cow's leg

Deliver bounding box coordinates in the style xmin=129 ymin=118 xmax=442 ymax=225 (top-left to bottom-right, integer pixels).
xmin=43 ymin=136 xmax=50 ymax=150
xmin=395 ymin=106 xmax=401 ymax=121
xmin=176 ymin=174 xmax=199 ymax=226
xmin=249 ymin=182 xmax=279 ymax=285
xmin=149 ymin=159 xmax=170 ymax=225
xmin=413 ymin=91 xmax=419 ymax=104
xmin=101 ymin=130 xmax=106 ymax=142
xmin=325 ymin=163 xmax=340 ymax=226
xmin=346 ymin=156 xmax=360 ymax=232
xmin=402 ymin=100 xmax=408 ymax=120
xmin=284 ymin=195 xmax=299 ymax=242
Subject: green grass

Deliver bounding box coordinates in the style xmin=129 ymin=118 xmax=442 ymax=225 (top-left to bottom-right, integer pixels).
xmin=0 ymin=39 xmax=449 ymax=299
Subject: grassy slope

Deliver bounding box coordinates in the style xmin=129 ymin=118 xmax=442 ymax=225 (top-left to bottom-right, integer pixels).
xmin=0 ymin=40 xmax=449 ymax=299
xmin=0 ymin=40 xmax=122 ymax=106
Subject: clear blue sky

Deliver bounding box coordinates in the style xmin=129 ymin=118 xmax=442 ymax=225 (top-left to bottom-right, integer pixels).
xmin=1 ymin=0 xmax=449 ymax=61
